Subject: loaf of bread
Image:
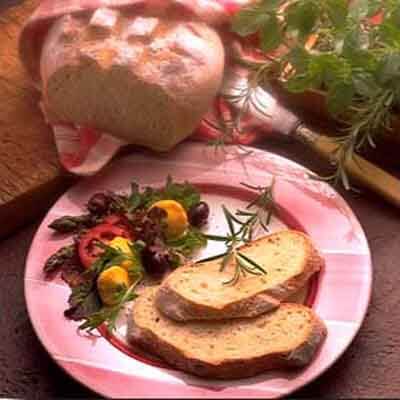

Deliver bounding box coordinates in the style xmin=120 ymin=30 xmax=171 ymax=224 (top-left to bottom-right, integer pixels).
xmin=39 ymin=7 xmax=225 ymax=151
xmin=156 ymin=230 xmax=323 ymax=321
xmin=128 ymin=286 xmax=327 ymax=379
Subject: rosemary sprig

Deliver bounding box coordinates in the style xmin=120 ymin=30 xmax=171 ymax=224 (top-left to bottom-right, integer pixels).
xmin=78 ymin=280 xmax=139 ymax=333
xmin=231 ymin=0 xmax=400 ymax=190
xmin=240 ymin=177 xmax=276 ymax=230
xmin=237 ymin=251 xmax=267 ymax=274
xmin=206 ymin=67 xmax=273 ymax=152
xmin=319 ymin=87 xmax=395 ymax=190
xmin=205 ymin=179 xmax=276 ymax=285
xmin=166 ymin=227 xmax=208 ymax=257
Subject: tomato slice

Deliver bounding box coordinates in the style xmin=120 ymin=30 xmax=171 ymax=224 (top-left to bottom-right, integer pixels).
xmin=78 ymin=223 xmax=132 ymax=269
xmin=103 ymin=214 xmax=131 ymax=230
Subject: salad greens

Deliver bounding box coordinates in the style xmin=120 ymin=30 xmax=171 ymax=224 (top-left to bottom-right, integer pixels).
xmin=45 ymin=176 xmax=278 ymax=330
xmin=45 ymin=177 xmax=208 ymax=333
xmin=122 ymin=175 xmax=201 ymax=213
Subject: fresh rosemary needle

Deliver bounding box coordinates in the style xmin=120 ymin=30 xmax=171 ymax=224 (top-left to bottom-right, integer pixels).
xmin=205 ymin=179 xmax=276 ymax=285
xmin=231 ymin=0 xmax=400 ymax=190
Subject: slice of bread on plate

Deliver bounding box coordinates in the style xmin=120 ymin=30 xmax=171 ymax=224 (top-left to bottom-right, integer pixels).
xmin=127 ymin=286 xmax=327 ymax=379
xmin=156 ymin=230 xmax=324 ymax=321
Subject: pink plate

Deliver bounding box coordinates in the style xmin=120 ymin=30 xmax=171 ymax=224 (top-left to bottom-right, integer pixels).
xmin=25 ymin=142 xmax=372 ymax=398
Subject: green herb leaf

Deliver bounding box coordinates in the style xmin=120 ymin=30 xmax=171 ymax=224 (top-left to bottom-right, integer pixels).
xmin=376 ymin=53 xmax=400 ymax=86
xmin=286 ymin=46 xmax=311 ymax=74
xmin=88 ymin=240 xmax=144 ymax=278
xmin=286 ymin=53 xmax=332 ymax=92
xmin=163 ymin=176 xmax=201 ymax=211
xmin=65 ymin=280 xmax=102 ymax=321
xmin=286 ymin=0 xmax=320 ymax=39
xmin=236 ymin=256 xmax=262 ymax=276
xmin=204 ymin=233 xmax=229 ymax=242
xmin=196 ymin=252 xmax=228 ymax=264
xmin=388 ymin=5 xmax=400 ymax=26
xmin=260 ymin=14 xmax=282 ymax=52
xmin=232 ymin=9 xmax=269 ymax=36
xmin=222 ymin=260 xmax=241 ymax=285
xmin=127 ymin=182 xmax=142 ymax=212
xmin=366 ymin=0 xmax=382 ymax=17
xmin=78 ymin=282 xmax=138 ymax=332
xmin=206 ymin=180 xmax=275 ymax=284
xmin=232 ymin=0 xmax=279 ymax=37
xmin=348 ymin=0 xmax=369 ymax=21
xmin=236 ymin=251 xmax=267 ymax=274
xmin=378 ymin=20 xmax=400 ymax=48
xmin=342 ymin=28 xmax=367 ymax=59
xmin=325 ymin=0 xmax=348 ymax=29
xmin=327 ymin=81 xmax=355 ymax=115
xmin=223 ymin=0 xmax=400 ymax=190
xmin=285 ymin=72 xmax=314 ymax=92
xmin=121 ymin=176 xmax=201 ymax=212
xmin=220 ymin=250 xmax=234 ymax=272
xmin=222 ymin=205 xmax=237 ymax=236
xmin=166 ymin=228 xmax=208 ymax=257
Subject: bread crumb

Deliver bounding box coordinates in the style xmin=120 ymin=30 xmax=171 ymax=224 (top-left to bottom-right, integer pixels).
xmin=89 ymin=8 xmax=119 ymax=31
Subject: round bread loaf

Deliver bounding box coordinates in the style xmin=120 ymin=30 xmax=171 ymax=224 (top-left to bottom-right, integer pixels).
xmin=40 ymin=7 xmax=225 ymax=151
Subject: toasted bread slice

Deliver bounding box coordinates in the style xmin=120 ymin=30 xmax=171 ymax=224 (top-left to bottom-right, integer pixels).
xmin=156 ymin=230 xmax=323 ymax=321
xmin=128 ymin=287 xmax=327 ymax=379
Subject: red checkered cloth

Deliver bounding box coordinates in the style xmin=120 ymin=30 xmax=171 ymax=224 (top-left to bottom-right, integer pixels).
xmin=20 ymin=0 xmax=267 ymax=175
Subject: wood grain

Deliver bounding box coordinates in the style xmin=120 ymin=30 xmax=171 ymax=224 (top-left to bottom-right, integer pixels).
xmin=0 ymin=0 xmax=70 ymax=238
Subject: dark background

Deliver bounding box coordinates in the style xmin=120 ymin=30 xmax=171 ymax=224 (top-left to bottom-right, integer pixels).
xmin=1 ymin=0 xmax=400 ymax=398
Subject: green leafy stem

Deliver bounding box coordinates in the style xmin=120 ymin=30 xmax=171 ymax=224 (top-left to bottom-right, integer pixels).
xmin=231 ymin=0 xmax=400 ymax=189
xmin=204 ymin=180 xmax=275 ymax=285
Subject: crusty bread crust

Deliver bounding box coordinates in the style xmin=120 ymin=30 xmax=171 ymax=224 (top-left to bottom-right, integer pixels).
xmin=156 ymin=230 xmax=324 ymax=321
xmin=128 ymin=288 xmax=327 ymax=379
xmin=40 ymin=9 xmax=224 ymax=151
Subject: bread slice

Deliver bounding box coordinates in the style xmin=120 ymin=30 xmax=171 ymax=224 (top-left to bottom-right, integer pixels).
xmin=128 ymin=287 xmax=327 ymax=379
xmin=156 ymin=230 xmax=324 ymax=321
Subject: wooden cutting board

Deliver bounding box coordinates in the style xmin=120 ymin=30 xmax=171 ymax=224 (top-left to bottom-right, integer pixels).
xmin=0 ymin=0 xmax=73 ymax=239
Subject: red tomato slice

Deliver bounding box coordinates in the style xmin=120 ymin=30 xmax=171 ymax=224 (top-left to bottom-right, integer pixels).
xmin=78 ymin=223 xmax=131 ymax=269
xmin=103 ymin=214 xmax=131 ymax=230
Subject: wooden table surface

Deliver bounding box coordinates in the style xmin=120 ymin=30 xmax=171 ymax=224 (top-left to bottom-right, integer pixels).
xmin=1 ymin=1 xmax=400 ymax=398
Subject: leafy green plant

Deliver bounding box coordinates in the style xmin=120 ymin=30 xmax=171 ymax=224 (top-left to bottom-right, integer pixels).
xmin=78 ymin=282 xmax=138 ymax=333
xmin=45 ymin=175 xmax=211 ymax=334
xmin=64 ymin=241 xmax=143 ymax=332
xmin=126 ymin=175 xmax=201 ymax=212
xmin=166 ymin=227 xmax=208 ymax=257
xmin=232 ymin=0 xmax=400 ymax=188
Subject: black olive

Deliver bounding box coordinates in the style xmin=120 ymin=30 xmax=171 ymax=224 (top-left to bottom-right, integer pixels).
xmin=188 ymin=201 xmax=210 ymax=227
xmin=87 ymin=193 xmax=110 ymax=215
xmin=142 ymin=244 xmax=171 ymax=275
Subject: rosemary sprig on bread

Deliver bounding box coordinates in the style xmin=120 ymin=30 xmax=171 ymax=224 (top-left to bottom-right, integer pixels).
xmin=155 ymin=230 xmax=324 ymax=321
xmin=205 ymin=180 xmax=276 ymax=285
